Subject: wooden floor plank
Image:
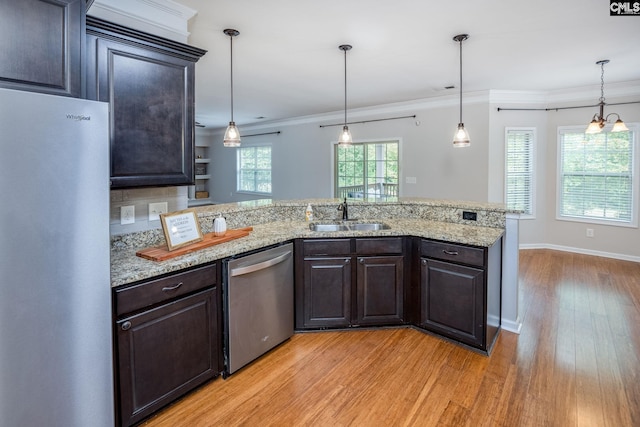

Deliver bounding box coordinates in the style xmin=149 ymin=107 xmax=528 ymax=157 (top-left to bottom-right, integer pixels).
xmin=141 ymin=249 xmax=640 ymax=427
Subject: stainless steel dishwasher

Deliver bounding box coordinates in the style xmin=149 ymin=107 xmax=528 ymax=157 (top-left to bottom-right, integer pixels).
xmin=224 ymin=243 xmax=294 ymax=376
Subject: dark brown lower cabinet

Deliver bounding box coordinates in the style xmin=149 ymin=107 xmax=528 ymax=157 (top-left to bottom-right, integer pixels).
xmin=302 ymin=257 xmax=352 ymax=328
xmin=114 ymin=264 xmax=220 ymax=427
xmin=295 ymin=238 xmax=405 ymax=330
xmin=421 ymin=259 xmax=484 ymax=347
xmin=419 ymin=238 xmax=502 ymax=353
xmin=356 ymin=256 xmax=404 ymax=326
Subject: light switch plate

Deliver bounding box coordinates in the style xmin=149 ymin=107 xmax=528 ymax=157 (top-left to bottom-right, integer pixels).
xmin=148 ymin=202 xmax=168 ymax=221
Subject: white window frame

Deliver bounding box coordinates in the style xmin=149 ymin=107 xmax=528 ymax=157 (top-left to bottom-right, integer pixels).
xmin=331 ymin=139 xmax=401 ymax=200
xmin=556 ymin=124 xmax=638 ymax=227
xmin=236 ymin=144 xmax=272 ymax=195
xmin=504 ymin=127 xmax=536 ymax=219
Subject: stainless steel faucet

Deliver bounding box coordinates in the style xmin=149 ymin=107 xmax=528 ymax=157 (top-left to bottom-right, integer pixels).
xmin=337 ymin=198 xmax=348 ymax=220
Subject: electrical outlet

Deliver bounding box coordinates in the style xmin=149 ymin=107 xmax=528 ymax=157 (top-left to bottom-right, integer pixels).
xmin=120 ymin=205 xmax=135 ymax=225
xmin=586 ymin=228 xmax=594 ymax=238
xmin=463 ymin=211 xmax=478 ymax=221
xmin=148 ymin=202 xmax=168 ymax=221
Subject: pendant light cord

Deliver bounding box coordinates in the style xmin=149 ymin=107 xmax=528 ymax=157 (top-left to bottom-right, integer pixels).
xmin=458 ymin=38 xmax=463 ymax=123
xmin=230 ymin=34 xmax=234 ymax=123
xmin=344 ymin=47 xmax=348 ymax=126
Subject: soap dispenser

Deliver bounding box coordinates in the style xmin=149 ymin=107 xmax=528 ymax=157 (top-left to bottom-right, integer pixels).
xmin=305 ymin=204 xmax=314 ymax=221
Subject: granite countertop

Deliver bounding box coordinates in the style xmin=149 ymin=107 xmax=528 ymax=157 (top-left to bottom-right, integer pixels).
xmin=110 ymin=218 xmax=504 ymax=288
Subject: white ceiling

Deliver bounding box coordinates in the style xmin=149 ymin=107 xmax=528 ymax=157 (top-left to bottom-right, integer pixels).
xmin=172 ymin=0 xmax=640 ymax=129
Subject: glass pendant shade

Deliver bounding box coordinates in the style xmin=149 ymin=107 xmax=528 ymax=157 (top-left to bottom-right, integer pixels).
xmin=223 ymin=121 xmax=240 ymax=147
xmin=585 ymin=118 xmax=602 ymax=134
xmin=611 ymin=119 xmax=629 ymax=132
xmin=453 ymin=123 xmax=470 ymax=147
xmin=338 ymin=125 xmax=352 ymax=145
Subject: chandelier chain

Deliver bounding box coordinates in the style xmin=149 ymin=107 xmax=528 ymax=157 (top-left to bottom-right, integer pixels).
xmin=599 ymin=61 xmax=605 ymax=104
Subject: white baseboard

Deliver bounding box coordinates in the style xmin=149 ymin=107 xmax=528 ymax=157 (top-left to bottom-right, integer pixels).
xmin=519 ymin=243 xmax=640 ymax=263
xmin=501 ymin=318 xmax=522 ymax=335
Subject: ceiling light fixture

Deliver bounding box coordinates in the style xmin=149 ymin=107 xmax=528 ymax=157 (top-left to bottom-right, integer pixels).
xmin=338 ymin=44 xmax=353 ymax=145
xmin=452 ymin=34 xmax=470 ymax=147
xmin=586 ymin=59 xmax=628 ymax=134
xmin=223 ymin=28 xmax=241 ymax=147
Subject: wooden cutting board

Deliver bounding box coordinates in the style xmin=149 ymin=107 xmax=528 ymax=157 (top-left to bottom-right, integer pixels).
xmin=136 ymin=227 xmax=253 ymax=261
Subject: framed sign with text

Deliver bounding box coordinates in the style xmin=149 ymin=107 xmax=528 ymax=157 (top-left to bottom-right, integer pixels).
xmin=160 ymin=208 xmax=203 ymax=251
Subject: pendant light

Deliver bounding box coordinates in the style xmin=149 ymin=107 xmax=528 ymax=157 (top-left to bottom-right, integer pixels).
xmin=452 ymin=34 xmax=470 ymax=147
xmin=223 ymin=28 xmax=241 ymax=147
xmin=338 ymin=44 xmax=353 ymax=145
xmin=585 ymin=60 xmax=628 ymax=134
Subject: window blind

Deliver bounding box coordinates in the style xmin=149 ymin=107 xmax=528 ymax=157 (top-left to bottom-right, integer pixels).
xmin=559 ymin=129 xmax=634 ymax=223
xmin=505 ymin=129 xmax=534 ymax=215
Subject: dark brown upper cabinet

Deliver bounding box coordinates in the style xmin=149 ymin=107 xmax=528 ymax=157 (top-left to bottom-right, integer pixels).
xmin=0 ymin=0 xmax=84 ymax=97
xmin=85 ymin=16 xmax=206 ymax=188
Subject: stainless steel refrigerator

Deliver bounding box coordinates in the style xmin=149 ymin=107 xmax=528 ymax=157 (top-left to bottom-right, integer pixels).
xmin=0 ymin=88 xmax=114 ymax=426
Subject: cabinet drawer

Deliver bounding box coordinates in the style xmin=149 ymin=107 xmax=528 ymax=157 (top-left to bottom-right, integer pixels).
xmin=421 ymin=240 xmax=485 ymax=267
xmin=303 ymin=239 xmax=351 ymax=256
xmin=115 ymin=263 xmax=216 ymax=316
xmin=355 ymin=237 xmax=403 ymax=255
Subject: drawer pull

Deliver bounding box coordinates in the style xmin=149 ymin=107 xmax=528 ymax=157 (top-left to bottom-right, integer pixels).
xmin=162 ymin=282 xmax=183 ymax=292
xmin=443 ymin=250 xmax=459 ymax=256
xmin=121 ymin=321 xmax=131 ymax=331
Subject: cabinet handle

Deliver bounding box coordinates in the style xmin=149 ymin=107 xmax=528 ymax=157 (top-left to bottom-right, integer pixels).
xmin=162 ymin=282 xmax=183 ymax=292
xmin=345 ymin=258 xmax=350 ymax=264
xmin=359 ymin=258 xmax=365 ymax=264
xmin=422 ymin=259 xmax=427 ymax=265
xmin=443 ymin=250 xmax=459 ymax=256
xmin=121 ymin=321 xmax=131 ymax=331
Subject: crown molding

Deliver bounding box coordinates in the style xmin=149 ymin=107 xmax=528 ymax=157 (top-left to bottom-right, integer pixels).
xmin=88 ymin=0 xmax=196 ymax=43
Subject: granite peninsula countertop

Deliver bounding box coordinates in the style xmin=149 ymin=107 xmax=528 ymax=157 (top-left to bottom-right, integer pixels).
xmin=110 ymin=217 xmax=504 ymax=288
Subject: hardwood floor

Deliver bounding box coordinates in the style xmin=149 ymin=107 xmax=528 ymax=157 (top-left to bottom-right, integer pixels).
xmin=141 ymin=249 xmax=640 ymax=426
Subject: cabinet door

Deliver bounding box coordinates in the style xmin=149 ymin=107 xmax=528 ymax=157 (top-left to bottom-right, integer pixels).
xmin=421 ymin=258 xmax=485 ymax=348
xmin=356 ymin=256 xmax=404 ymax=326
xmin=89 ymin=34 xmax=196 ymax=188
xmin=0 ymin=0 xmax=83 ymax=97
xmin=302 ymin=257 xmax=352 ymax=328
xmin=116 ymin=288 xmax=218 ymax=426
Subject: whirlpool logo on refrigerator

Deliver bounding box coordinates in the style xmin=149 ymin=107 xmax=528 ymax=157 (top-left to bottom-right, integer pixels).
xmin=66 ymin=114 xmax=91 ymax=121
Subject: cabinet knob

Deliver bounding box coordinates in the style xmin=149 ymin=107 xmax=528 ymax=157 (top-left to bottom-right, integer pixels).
xmin=121 ymin=321 xmax=132 ymax=331
xmin=422 ymin=259 xmax=427 ymax=266
xmin=345 ymin=258 xmax=350 ymax=264
xmin=359 ymin=258 xmax=365 ymax=264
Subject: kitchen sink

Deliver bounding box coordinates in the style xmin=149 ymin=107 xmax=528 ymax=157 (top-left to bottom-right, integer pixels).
xmin=309 ymin=222 xmax=390 ymax=232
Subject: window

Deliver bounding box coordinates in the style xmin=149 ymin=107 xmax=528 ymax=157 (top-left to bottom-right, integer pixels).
xmin=558 ymin=126 xmax=637 ymax=226
xmin=505 ymin=128 xmax=535 ymax=217
xmin=334 ymin=141 xmax=399 ymax=200
xmin=237 ymin=145 xmax=272 ymax=194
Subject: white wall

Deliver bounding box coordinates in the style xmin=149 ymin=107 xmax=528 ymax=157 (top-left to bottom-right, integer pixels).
xmin=207 ymin=87 xmax=640 ymax=260
xmin=209 ymin=95 xmax=491 ymax=203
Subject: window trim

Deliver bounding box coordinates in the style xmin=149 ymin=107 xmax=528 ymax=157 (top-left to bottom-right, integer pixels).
xmin=504 ymin=127 xmax=536 ymax=219
xmin=236 ymin=143 xmax=272 ymax=195
xmin=556 ymin=124 xmax=639 ymax=228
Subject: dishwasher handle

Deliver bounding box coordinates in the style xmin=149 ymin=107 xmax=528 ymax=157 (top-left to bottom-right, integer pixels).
xmin=230 ymin=250 xmax=292 ymax=277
